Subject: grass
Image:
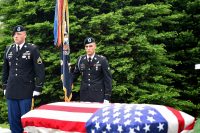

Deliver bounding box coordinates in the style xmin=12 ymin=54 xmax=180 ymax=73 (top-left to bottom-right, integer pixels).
xmin=194 ymin=118 xmax=200 ymax=132
xmin=0 ymin=123 xmax=9 ymax=128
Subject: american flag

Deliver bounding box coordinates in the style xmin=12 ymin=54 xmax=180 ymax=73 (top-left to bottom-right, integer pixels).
xmin=21 ymin=102 xmax=195 ymax=133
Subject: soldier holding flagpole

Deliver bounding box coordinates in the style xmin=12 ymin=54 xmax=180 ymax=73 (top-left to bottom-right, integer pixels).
xmin=53 ymin=0 xmax=112 ymax=103
xmin=72 ymin=37 xmax=112 ymax=103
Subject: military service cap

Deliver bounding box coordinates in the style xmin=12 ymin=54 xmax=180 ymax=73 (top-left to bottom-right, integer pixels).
xmin=12 ymin=25 xmax=26 ymax=36
xmin=84 ymin=37 xmax=95 ymax=45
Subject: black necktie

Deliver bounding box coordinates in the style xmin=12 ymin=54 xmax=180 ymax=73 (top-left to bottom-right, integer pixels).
xmin=17 ymin=45 xmax=20 ymax=52
xmin=88 ymin=57 xmax=92 ymax=67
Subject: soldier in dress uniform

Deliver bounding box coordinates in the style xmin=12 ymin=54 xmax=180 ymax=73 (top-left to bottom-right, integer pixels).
xmin=73 ymin=37 xmax=112 ymax=103
xmin=1 ymin=25 xmax=45 ymax=133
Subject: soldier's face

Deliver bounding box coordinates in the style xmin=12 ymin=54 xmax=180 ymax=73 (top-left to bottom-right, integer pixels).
xmin=13 ymin=31 xmax=26 ymax=44
xmin=85 ymin=43 xmax=96 ymax=56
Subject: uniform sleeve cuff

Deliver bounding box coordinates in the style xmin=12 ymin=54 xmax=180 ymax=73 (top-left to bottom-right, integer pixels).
xmin=3 ymin=84 xmax=7 ymax=90
xmin=35 ymin=86 xmax=42 ymax=92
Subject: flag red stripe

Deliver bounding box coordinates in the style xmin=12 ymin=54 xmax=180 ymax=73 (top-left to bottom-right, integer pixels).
xmin=184 ymin=120 xmax=195 ymax=130
xmin=36 ymin=105 xmax=99 ymax=113
xmin=22 ymin=117 xmax=86 ymax=132
xmin=167 ymin=107 xmax=185 ymax=132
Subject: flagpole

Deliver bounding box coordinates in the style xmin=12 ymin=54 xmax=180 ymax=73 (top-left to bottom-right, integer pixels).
xmin=62 ymin=0 xmax=72 ymax=102
xmin=54 ymin=0 xmax=72 ymax=102
xmin=31 ymin=98 xmax=34 ymax=110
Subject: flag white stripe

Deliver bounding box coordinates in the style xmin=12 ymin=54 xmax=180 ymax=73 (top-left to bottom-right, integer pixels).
xmin=180 ymin=111 xmax=195 ymax=129
xmin=24 ymin=126 xmax=79 ymax=133
xmin=22 ymin=109 xmax=93 ymax=122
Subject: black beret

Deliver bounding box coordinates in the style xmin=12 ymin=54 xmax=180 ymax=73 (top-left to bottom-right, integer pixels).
xmin=12 ymin=25 xmax=26 ymax=36
xmin=84 ymin=37 xmax=95 ymax=45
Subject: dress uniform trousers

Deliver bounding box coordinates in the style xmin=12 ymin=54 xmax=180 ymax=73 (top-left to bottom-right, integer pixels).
xmin=7 ymin=99 xmax=32 ymax=133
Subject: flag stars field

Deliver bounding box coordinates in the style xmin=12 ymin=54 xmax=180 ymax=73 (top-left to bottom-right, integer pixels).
xmin=124 ymin=119 xmax=131 ymax=126
xmin=102 ymin=111 xmax=109 ymax=117
xmin=143 ymin=124 xmax=151 ymax=132
xmin=85 ymin=103 xmax=195 ymax=132
xmin=136 ymin=106 xmax=145 ymax=110
xmin=124 ymin=113 xmax=132 ymax=119
xmin=124 ymin=107 xmax=132 ymax=113
xmin=135 ymin=111 xmax=143 ymax=116
xmin=148 ymin=110 xmax=157 ymax=116
xmin=157 ymin=123 xmax=165 ymax=132
xmin=95 ymin=122 xmax=100 ymax=130
xmin=135 ymin=126 xmax=140 ymax=131
xmin=147 ymin=116 xmax=155 ymax=123
xmin=117 ymin=125 xmax=123 ymax=133
xmin=113 ymin=118 xmax=121 ymax=124
xmin=92 ymin=116 xmax=99 ymax=122
xmin=129 ymin=128 xmax=136 ymax=133
xmin=113 ymin=108 xmax=121 ymax=113
xmin=135 ymin=117 xmax=142 ymax=123
xmin=106 ymin=124 xmax=111 ymax=131
xmin=102 ymin=117 xmax=109 ymax=123
xmin=113 ymin=112 xmax=121 ymax=118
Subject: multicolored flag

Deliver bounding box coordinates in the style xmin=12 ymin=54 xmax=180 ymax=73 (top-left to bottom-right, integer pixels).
xmin=21 ymin=102 xmax=195 ymax=133
xmin=54 ymin=0 xmax=72 ymax=101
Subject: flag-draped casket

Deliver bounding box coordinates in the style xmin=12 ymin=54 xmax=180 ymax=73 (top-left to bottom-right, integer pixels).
xmin=21 ymin=102 xmax=195 ymax=133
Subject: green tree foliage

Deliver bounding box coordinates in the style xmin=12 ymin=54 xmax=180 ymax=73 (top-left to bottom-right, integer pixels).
xmin=164 ymin=0 xmax=200 ymax=117
xmin=0 ymin=0 xmax=199 ymax=123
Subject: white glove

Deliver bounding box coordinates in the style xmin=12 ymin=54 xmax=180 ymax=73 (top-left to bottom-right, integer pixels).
xmin=33 ymin=91 xmax=40 ymax=97
xmin=4 ymin=90 xmax=6 ymax=95
xmin=104 ymin=99 xmax=110 ymax=103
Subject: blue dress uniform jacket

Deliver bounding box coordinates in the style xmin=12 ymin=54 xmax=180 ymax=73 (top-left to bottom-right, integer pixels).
xmin=73 ymin=54 xmax=112 ymax=102
xmin=2 ymin=43 xmax=45 ymax=99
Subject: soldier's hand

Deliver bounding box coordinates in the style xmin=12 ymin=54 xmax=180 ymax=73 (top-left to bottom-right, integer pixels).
xmin=2 ymin=84 xmax=6 ymax=95
xmin=3 ymin=90 xmax=6 ymax=96
xmin=103 ymin=99 xmax=110 ymax=104
xmin=33 ymin=91 xmax=40 ymax=97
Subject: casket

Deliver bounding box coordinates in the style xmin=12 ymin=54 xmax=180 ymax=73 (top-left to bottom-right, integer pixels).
xmin=21 ymin=102 xmax=195 ymax=133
